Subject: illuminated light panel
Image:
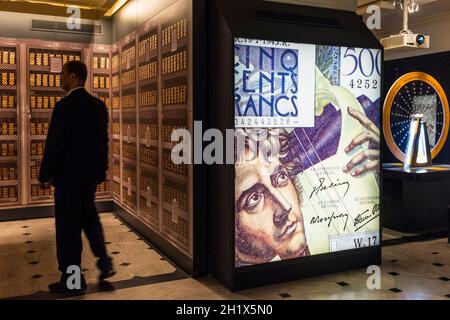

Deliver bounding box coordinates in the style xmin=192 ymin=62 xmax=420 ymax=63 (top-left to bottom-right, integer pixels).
xmin=104 ymin=0 xmax=128 ymax=17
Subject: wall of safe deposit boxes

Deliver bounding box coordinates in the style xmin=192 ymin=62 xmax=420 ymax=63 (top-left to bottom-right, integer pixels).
xmin=0 ymin=0 xmax=193 ymax=257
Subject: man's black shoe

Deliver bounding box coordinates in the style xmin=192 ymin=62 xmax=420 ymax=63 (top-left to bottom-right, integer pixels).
xmin=49 ymin=275 xmax=87 ymax=294
xmin=99 ymin=269 xmax=117 ymax=281
xmin=98 ymin=256 xmax=116 ymax=281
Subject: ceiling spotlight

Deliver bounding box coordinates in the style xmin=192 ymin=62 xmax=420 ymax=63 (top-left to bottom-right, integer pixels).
xmin=104 ymin=0 xmax=129 ymax=17
xmin=408 ymin=0 xmax=420 ymax=13
xmin=394 ymin=0 xmax=420 ymax=13
xmin=393 ymin=0 xmax=402 ymax=8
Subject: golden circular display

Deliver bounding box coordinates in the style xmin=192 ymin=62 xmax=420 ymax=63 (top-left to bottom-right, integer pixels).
xmin=383 ymin=72 xmax=449 ymax=162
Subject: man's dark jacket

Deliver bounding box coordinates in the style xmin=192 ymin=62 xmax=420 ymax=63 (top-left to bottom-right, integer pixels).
xmin=39 ymin=88 xmax=109 ymax=188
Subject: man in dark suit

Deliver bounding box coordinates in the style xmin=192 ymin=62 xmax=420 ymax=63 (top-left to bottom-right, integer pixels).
xmin=39 ymin=60 xmax=116 ymax=294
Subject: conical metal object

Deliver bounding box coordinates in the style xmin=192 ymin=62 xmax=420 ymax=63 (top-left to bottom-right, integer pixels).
xmin=404 ymin=114 xmax=432 ymax=169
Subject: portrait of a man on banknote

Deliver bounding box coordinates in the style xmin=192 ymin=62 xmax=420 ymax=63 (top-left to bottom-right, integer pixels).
xmin=234 ymin=128 xmax=310 ymax=267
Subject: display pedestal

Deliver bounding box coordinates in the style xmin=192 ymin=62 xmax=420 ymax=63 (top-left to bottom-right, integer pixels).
xmin=383 ymin=164 xmax=450 ymax=232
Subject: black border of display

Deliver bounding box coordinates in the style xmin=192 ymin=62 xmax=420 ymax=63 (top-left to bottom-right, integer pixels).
xmin=192 ymin=0 xmax=209 ymax=278
xmin=208 ymin=0 xmax=384 ymax=291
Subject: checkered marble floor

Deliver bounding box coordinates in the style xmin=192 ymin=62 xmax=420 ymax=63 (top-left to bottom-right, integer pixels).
xmin=0 ymin=213 xmax=449 ymax=300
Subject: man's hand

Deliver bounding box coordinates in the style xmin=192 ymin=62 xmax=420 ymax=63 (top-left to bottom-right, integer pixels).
xmin=342 ymin=107 xmax=380 ymax=177
xmin=40 ymin=178 xmax=54 ymax=189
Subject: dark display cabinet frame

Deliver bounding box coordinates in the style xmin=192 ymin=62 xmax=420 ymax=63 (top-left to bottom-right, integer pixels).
xmin=208 ymin=0 xmax=384 ymax=291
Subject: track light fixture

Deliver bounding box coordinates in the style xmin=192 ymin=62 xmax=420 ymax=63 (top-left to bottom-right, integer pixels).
xmin=393 ymin=0 xmax=420 ymax=13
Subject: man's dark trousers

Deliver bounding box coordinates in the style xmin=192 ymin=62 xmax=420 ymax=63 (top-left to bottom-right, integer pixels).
xmin=54 ymin=184 xmax=107 ymax=273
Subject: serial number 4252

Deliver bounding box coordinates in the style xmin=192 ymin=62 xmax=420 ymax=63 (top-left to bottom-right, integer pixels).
xmin=348 ymin=78 xmax=378 ymax=90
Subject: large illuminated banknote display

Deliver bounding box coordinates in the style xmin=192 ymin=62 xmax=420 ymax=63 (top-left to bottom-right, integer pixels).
xmin=234 ymin=38 xmax=381 ymax=267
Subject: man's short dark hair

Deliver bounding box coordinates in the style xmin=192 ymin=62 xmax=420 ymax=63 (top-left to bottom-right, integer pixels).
xmin=64 ymin=60 xmax=88 ymax=84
